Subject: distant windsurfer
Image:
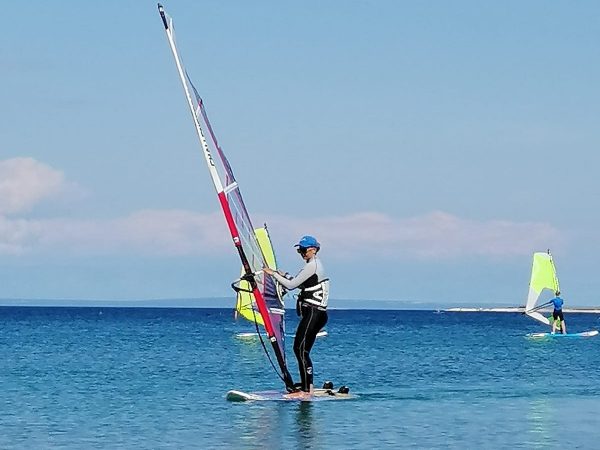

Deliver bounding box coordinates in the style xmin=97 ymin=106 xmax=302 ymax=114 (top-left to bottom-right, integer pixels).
xmin=550 ymin=291 xmax=567 ymax=334
xmin=264 ymin=235 xmax=329 ymax=399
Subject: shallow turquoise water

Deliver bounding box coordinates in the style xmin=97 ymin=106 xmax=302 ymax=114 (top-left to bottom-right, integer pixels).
xmin=1 ymin=307 xmax=600 ymax=448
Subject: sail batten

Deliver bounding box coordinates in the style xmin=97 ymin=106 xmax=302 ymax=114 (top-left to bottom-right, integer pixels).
xmin=158 ymin=4 xmax=293 ymax=390
xmin=223 ymin=182 xmax=239 ymax=194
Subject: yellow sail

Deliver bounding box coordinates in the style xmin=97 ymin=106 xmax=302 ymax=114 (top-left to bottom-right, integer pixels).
xmin=525 ymin=251 xmax=560 ymax=326
xmin=235 ymin=227 xmax=277 ymax=326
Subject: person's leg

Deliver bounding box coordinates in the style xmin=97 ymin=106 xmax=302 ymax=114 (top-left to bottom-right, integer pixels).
xmin=302 ymin=309 xmax=328 ymax=393
xmin=294 ymin=306 xmax=328 ymax=393
xmin=293 ymin=313 xmax=310 ymax=391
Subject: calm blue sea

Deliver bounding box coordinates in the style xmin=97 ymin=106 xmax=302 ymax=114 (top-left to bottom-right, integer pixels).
xmin=2 ymin=307 xmax=600 ymax=449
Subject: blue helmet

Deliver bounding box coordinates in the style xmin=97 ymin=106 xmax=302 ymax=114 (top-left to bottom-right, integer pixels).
xmin=294 ymin=235 xmax=320 ymax=249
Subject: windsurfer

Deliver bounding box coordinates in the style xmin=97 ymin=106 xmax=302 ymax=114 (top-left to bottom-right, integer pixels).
xmin=550 ymin=291 xmax=567 ymax=334
xmin=264 ymin=235 xmax=329 ymax=399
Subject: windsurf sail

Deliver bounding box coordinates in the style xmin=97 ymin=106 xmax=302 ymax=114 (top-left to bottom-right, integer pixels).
xmin=235 ymin=226 xmax=282 ymax=327
xmin=524 ymin=250 xmax=560 ymax=326
xmin=158 ymin=4 xmax=294 ymax=390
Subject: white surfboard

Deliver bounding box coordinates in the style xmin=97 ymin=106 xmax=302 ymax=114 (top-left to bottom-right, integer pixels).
xmin=226 ymin=388 xmax=353 ymax=402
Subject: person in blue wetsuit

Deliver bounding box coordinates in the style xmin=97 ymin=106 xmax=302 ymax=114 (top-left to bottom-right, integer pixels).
xmin=264 ymin=235 xmax=329 ymax=399
xmin=551 ymin=291 xmax=567 ymax=334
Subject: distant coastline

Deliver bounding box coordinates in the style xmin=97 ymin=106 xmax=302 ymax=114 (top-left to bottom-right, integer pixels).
xmin=0 ymin=297 xmax=474 ymax=310
xmin=0 ymin=298 xmax=449 ymax=310
xmin=445 ymin=307 xmax=600 ymax=314
xmin=1 ymin=298 xmax=600 ymax=312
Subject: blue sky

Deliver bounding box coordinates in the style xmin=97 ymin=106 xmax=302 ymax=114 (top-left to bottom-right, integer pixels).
xmin=1 ymin=1 xmax=599 ymax=305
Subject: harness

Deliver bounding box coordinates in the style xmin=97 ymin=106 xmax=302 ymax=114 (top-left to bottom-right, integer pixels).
xmin=297 ymin=273 xmax=329 ymax=311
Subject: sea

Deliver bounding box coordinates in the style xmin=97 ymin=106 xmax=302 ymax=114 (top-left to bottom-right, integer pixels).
xmin=2 ymin=307 xmax=600 ymax=449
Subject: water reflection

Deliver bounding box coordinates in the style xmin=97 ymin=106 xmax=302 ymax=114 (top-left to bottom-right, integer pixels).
xmin=228 ymin=403 xmax=283 ymax=449
xmin=526 ymin=397 xmax=555 ymax=449
xmin=229 ymin=400 xmax=323 ymax=449
xmin=295 ymin=402 xmax=319 ymax=449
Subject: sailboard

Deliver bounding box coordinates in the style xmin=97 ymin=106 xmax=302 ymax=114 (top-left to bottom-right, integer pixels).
xmin=527 ymin=330 xmax=599 ymax=339
xmin=158 ymin=4 xmax=294 ymax=391
xmin=226 ymin=388 xmax=354 ymax=402
xmin=523 ymin=250 xmax=597 ymax=338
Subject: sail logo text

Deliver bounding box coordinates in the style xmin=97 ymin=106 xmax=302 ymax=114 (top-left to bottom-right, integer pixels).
xmin=205 ymin=150 xmax=215 ymax=166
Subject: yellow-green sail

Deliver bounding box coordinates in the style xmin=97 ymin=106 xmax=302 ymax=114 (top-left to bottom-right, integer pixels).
xmin=234 ymin=227 xmax=277 ymax=326
xmin=525 ymin=251 xmax=560 ymax=325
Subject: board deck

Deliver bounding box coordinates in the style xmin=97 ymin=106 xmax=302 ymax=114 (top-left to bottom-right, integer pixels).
xmin=527 ymin=330 xmax=599 ymax=339
xmin=226 ymin=388 xmax=353 ymax=402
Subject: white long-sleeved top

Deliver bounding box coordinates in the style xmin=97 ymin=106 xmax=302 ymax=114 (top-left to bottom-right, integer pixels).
xmin=271 ymin=256 xmax=326 ymax=290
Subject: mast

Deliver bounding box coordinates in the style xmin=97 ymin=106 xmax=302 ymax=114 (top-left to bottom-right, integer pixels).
xmin=157 ymin=4 xmax=294 ymax=390
xmin=548 ymin=250 xmax=560 ymax=295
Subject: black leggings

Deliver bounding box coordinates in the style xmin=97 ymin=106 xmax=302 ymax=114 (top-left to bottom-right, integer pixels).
xmin=293 ymin=304 xmax=328 ymax=392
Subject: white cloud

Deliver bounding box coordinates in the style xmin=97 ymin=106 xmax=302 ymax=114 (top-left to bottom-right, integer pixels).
xmin=0 ymin=157 xmax=69 ymax=216
xmin=0 ymin=216 xmax=38 ymax=255
xmin=265 ymin=211 xmax=562 ymax=260
xmin=1 ymin=207 xmax=562 ymax=260
xmin=0 ymin=157 xmax=562 ymax=259
xmin=0 ymin=210 xmax=230 ymax=257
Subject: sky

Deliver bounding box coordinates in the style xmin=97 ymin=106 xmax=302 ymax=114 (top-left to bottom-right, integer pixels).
xmin=1 ymin=1 xmax=599 ymax=306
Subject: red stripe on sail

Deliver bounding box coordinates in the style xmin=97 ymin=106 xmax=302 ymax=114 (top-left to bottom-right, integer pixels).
xmin=217 ymin=191 xmax=275 ymax=337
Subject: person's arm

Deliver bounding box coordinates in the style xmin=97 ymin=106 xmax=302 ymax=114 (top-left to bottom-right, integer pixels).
xmin=271 ymin=262 xmax=316 ymax=290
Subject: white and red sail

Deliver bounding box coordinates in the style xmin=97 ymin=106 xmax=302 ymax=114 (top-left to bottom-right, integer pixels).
xmin=158 ymin=4 xmax=294 ymax=390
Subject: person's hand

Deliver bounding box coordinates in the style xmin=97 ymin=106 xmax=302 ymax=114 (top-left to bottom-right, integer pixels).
xmin=263 ymin=267 xmax=275 ymax=275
